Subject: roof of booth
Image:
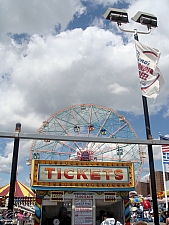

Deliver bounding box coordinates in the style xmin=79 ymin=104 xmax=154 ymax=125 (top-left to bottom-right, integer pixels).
xmin=0 ymin=180 xmax=35 ymax=197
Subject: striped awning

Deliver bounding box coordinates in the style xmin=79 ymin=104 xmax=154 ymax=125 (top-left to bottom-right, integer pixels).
xmin=0 ymin=180 xmax=35 ymax=197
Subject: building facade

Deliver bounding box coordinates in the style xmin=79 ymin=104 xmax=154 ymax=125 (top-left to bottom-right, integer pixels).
xmin=136 ymin=182 xmax=150 ymax=196
xmin=136 ymin=171 xmax=169 ymax=196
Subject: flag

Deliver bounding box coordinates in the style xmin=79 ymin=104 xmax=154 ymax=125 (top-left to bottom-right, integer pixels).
xmin=160 ymin=135 xmax=169 ymax=141
xmin=160 ymin=135 xmax=169 ymax=153
xmin=135 ymin=40 xmax=165 ymax=99
xmin=163 ymin=152 xmax=169 ymax=164
xmin=160 ymin=135 xmax=169 ymax=164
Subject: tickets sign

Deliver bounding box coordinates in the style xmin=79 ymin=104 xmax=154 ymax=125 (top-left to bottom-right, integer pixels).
xmin=31 ymin=160 xmax=134 ymax=189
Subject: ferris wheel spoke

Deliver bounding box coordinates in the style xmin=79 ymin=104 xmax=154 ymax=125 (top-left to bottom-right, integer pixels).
xmin=54 ymin=115 xmax=71 ymax=135
xmin=53 ymin=115 xmax=82 ymax=151
xmin=110 ymin=123 xmax=128 ymax=138
xmin=91 ymin=123 xmax=128 ymax=152
xmin=71 ymin=107 xmax=85 ymax=150
xmin=86 ymin=105 xmax=93 ymax=149
xmin=58 ymin=141 xmax=78 ymax=152
xmin=89 ymin=112 xmax=112 ymax=151
xmin=93 ymin=146 xmax=117 ymax=157
xmin=96 ymin=112 xmax=111 ymax=137
xmin=73 ymin=108 xmax=89 ymax=125
xmin=91 ymin=140 xmax=110 ymax=153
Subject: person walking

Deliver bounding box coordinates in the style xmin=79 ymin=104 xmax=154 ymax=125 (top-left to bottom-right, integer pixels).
xmin=166 ymin=211 xmax=169 ymax=225
xmin=100 ymin=212 xmax=115 ymax=225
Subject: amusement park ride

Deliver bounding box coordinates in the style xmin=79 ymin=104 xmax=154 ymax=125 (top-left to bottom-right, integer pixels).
xmin=26 ymin=104 xmax=146 ymax=225
xmin=1 ymin=104 xmax=166 ymax=225
xmin=30 ymin=103 xmax=145 ymax=183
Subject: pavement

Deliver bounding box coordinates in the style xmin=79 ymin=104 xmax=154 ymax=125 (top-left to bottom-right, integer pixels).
xmin=136 ymin=223 xmax=165 ymax=225
xmin=147 ymin=223 xmax=165 ymax=225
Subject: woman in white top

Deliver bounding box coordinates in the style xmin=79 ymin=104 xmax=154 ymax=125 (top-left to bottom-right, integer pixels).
xmin=100 ymin=213 xmax=115 ymax=225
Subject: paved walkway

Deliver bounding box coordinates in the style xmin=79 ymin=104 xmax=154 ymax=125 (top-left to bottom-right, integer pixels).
xmin=132 ymin=222 xmax=165 ymax=225
xmin=148 ymin=223 xmax=165 ymax=225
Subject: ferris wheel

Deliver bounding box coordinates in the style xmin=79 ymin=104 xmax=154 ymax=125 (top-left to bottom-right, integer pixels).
xmin=30 ymin=103 xmax=144 ymax=182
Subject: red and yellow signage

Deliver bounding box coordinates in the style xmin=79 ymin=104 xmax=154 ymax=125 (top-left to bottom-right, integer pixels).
xmin=31 ymin=160 xmax=134 ymax=189
xmin=157 ymin=190 xmax=169 ymax=198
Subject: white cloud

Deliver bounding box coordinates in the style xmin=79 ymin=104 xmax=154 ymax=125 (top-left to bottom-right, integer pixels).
xmin=108 ymin=83 xmax=130 ymax=95
xmin=0 ymin=0 xmax=168 ymax=185
xmin=140 ymin=173 xmax=150 ymax=182
xmin=86 ymin=0 xmax=124 ymax=7
xmin=0 ymin=27 xmax=142 ymax=132
xmin=142 ymin=145 xmax=162 ymax=165
xmin=0 ymin=139 xmax=31 ymax=174
xmin=0 ymin=0 xmax=168 ymax=133
xmin=25 ymin=178 xmax=31 ymax=187
xmin=0 ymin=0 xmax=86 ymax=42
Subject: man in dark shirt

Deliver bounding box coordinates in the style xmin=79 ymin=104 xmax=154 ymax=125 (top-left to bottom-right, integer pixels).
xmin=52 ymin=207 xmax=71 ymax=225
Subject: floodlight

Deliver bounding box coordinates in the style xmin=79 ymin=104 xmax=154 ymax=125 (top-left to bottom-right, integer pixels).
xmin=103 ymin=8 xmax=129 ymax=24
xmin=140 ymin=152 xmax=146 ymax=158
xmin=33 ymin=153 xmax=40 ymax=159
xmin=26 ymin=159 xmax=31 ymax=165
xmin=15 ymin=122 xmax=21 ymax=132
xmin=131 ymin=11 xmax=157 ymax=28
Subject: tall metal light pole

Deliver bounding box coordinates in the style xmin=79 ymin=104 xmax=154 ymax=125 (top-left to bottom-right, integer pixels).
xmin=103 ymin=8 xmax=159 ymax=225
xmin=8 ymin=123 xmax=21 ymax=215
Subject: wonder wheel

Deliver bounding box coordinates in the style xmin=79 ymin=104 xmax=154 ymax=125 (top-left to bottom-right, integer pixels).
xmin=30 ymin=104 xmax=143 ymax=182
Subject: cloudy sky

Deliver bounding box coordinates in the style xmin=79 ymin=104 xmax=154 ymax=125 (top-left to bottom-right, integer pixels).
xmin=0 ymin=0 xmax=169 ymax=187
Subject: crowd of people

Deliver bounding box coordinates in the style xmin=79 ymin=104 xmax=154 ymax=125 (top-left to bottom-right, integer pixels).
xmin=51 ymin=205 xmax=169 ymax=225
xmin=15 ymin=210 xmax=34 ymax=225
xmin=47 ymin=207 xmax=123 ymax=225
xmin=130 ymin=201 xmax=169 ymax=225
xmin=0 ymin=209 xmax=34 ymax=225
xmin=130 ymin=201 xmax=154 ymax=224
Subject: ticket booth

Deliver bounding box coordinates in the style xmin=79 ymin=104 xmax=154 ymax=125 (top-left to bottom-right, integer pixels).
xmin=31 ymin=160 xmax=135 ymax=225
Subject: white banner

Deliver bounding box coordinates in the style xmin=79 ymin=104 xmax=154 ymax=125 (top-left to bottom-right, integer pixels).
xmin=135 ymin=40 xmax=165 ymax=99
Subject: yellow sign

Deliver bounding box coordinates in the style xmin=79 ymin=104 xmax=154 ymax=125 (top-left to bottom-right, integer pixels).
xmin=31 ymin=160 xmax=134 ymax=189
